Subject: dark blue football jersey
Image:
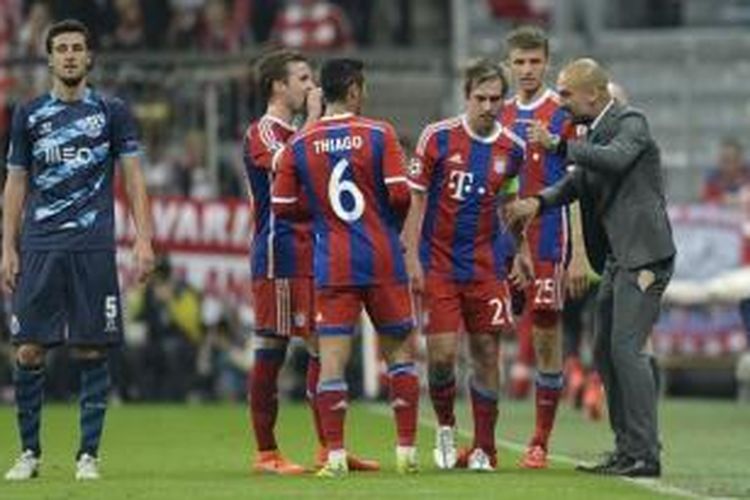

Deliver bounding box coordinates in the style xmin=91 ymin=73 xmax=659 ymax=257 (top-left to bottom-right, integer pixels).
xmin=6 ymin=88 xmax=141 ymax=250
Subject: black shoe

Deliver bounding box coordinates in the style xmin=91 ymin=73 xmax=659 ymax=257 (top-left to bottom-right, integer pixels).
xmin=609 ymin=457 xmax=661 ymax=478
xmin=575 ymin=451 xmax=626 ymax=474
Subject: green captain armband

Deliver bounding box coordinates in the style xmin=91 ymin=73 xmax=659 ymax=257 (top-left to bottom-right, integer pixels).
xmin=501 ymin=176 xmax=520 ymax=196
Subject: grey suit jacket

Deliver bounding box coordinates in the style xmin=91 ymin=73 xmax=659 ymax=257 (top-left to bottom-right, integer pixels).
xmin=539 ymin=102 xmax=676 ymax=274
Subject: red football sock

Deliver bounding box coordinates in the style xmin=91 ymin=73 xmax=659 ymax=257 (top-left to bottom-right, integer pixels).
xmin=389 ymin=365 xmax=419 ymax=446
xmin=532 ymin=373 xmax=563 ymax=449
xmin=249 ymin=348 xmax=286 ymax=452
xmin=429 ymin=379 xmax=456 ymax=427
xmin=470 ymin=384 xmax=498 ymax=456
xmin=316 ymin=381 xmax=348 ymax=451
xmin=306 ymin=355 xmax=326 ymax=447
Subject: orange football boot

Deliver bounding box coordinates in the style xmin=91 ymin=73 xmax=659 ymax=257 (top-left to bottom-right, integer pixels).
xmin=253 ymin=450 xmax=306 ymax=475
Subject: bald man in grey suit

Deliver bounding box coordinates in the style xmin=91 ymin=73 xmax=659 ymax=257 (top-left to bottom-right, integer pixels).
xmin=508 ymin=59 xmax=675 ymax=478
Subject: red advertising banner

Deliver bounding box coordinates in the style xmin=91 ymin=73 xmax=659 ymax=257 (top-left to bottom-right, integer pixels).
xmin=115 ymin=196 xmax=253 ymax=297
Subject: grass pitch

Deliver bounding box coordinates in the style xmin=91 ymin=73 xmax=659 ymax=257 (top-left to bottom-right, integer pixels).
xmin=0 ymin=399 xmax=748 ymax=499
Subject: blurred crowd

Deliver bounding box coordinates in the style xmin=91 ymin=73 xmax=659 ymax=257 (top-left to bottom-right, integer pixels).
xmin=1 ymin=0 xmax=420 ymax=57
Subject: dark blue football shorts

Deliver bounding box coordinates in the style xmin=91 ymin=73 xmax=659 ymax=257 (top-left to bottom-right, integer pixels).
xmin=10 ymin=250 xmax=123 ymax=347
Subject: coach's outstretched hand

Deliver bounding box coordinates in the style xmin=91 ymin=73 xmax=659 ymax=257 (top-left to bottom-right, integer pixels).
xmin=1 ymin=248 xmax=20 ymax=295
xmin=133 ymin=238 xmax=155 ymax=284
xmin=565 ymin=250 xmax=592 ymax=300
xmin=505 ymin=197 xmax=541 ymax=232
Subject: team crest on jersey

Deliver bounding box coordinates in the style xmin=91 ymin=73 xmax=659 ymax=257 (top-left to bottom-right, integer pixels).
xmin=408 ymin=157 xmax=423 ymax=177
xmin=82 ymin=113 xmax=106 ymax=138
xmin=294 ymin=312 xmax=307 ymax=327
xmin=39 ymin=121 xmax=53 ymax=136
xmin=10 ymin=315 xmax=20 ymax=336
xmin=493 ymin=157 xmax=506 ymax=174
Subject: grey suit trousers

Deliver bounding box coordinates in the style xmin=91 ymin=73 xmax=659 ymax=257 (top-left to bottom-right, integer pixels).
xmin=593 ymin=256 xmax=674 ymax=461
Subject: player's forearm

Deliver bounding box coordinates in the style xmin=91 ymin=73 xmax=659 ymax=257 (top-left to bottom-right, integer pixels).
xmin=2 ymin=171 xmax=28 ymax=253
xmin=121 ymin=159 xmax=154 ymax=241
xmin=568 ymin=201 xmax=590 ymax=265
xmin=402 ymin=191 xmax=425 ymax=255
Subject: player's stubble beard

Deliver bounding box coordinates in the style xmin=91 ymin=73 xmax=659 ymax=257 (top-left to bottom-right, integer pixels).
xmin=60 ymin=75 xmax=85 ymax=87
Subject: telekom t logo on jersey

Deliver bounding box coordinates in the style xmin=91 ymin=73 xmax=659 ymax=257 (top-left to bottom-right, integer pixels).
xmin=448 ymin=170 xmax=485 ymax=201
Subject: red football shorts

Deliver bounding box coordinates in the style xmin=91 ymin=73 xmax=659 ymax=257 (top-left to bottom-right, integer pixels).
xmin=315 ymin=283 xmax=414 ymax=337
xmin=526 ymin=260 xmax=565 ymax=312
xmin=252 ymin=277 xmax=314 ymax=338
xmin=421 ymin=275 xmax=514 ymax=335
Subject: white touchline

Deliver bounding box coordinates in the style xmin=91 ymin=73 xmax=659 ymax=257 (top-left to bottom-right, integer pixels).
xmin=366 ymin=404 xmax=728 ymax=500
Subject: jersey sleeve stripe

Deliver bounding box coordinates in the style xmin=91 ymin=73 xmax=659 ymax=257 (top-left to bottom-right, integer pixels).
xmin=384 ymin=176 xmax=408 ymax=185
xmin=501 ymin=126 xmax=526 ymax=150
xmin=271 ymin=196 xmax=298 ymax=204
xmin=407 ymin=179 xmax=427 ymax=191
xmin=416 ymin=117 xmax=460 ymax=156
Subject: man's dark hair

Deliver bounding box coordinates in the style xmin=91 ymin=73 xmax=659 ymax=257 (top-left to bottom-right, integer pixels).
xmin=320 ymin=58 xmax=364 ymax=104
xmin=45 ymin=19 xmax=92 ymax=54
xmin=505 ymin=25 xmax=549 ymax=58
xmin=463 ymin=58 xmax=508 ymax=98
xmin=256 ymin=49 xmax=309 ymax=104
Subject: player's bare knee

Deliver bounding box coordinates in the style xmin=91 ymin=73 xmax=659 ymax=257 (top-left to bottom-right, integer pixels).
xmin=380 ymin=334 xmax=413 ymax=365
xmin=468 ymin=332 xmax=498 ymax=362
xmin=426 ymin=335 xmax=458 ymax=366
xmin=472 ymin=360 xmax=500 ymax=391
xmin=16 ymin=344 xmax=45 ymax=367
xmin=531 ymin=310 xmax=560 ymax=331
xmin=71 ymin=346 xmax=107 ymax=360
xmin=428 ymin=362 xmax=455 ymax=386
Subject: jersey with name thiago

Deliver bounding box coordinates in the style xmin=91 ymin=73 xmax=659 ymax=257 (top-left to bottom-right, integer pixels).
xmin=272 ymin=113 xmax=409 ymax=287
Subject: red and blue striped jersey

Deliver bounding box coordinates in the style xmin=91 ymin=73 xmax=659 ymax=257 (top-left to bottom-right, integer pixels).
xmin=272 ymin=113 xmax=410 ymax=287
xmin=499 ymin=88 xmax=574 ymax=263
xmin=409 ymin=115 xmax=524 ymax=282
xmin=243 ymin=114 xmax=313 ymax=280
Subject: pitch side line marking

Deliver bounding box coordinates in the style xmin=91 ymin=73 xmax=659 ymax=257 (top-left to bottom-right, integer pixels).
xmin=366 ymin=404 xmax=725 ymax=500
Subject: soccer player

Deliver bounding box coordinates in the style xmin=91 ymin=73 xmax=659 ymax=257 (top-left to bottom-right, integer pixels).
xmin=272 ymin=58 xmax=419 ymax=477
xmin=499 ymin=25 xmax=592 ymax=468
xmin=404 ymin=58 xmax=524 ymax=471
xmin=2 ymin=20 xmax=154 ymax=481
xmin=243 ymin=49 xmax=377 ymax=474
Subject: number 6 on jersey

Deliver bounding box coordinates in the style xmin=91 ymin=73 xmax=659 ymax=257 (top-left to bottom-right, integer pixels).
xmin=328 ymin=158 xmax=365 ymax=222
